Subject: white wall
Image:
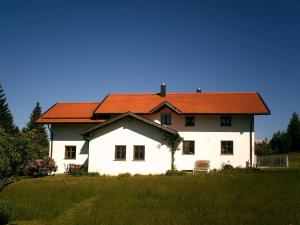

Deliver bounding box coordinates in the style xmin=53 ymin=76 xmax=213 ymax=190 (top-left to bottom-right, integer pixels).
xmin=144 ymin=107 xmax=254 ymax=170
xmin=50 ymin=109 xmax=255 ymax=174
xmin=88 ymin=118 xmax=172 ymax=175
xmin=51 ymin=124 xmax=93 ymax=173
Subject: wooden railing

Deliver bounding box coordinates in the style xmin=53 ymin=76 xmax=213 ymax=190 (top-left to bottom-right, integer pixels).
xmin=256 ymin=154 xmax=288 ymax=168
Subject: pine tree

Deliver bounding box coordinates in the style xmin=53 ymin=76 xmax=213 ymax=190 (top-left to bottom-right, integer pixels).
xmin=25 ymin=102 xmax=48 ymax=148
xmin=287 ymin=112 xmax=300 ymax=152
xmin=0 ymin=84 xmax=18 ymax=134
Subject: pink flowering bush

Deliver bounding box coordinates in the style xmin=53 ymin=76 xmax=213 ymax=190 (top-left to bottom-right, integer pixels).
xmin=25 ymin=156 xmax=57 ymax=177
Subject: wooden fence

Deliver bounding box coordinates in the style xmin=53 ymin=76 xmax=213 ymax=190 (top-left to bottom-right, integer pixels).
xmin=256 ymin=154 xmax=288 ymax=168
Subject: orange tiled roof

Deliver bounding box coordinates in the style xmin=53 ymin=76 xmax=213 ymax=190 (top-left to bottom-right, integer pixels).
xmin=95 ymin=92 xmax=270 ymax=115
xmin=36 ymin=102 xmax=103 ymax=123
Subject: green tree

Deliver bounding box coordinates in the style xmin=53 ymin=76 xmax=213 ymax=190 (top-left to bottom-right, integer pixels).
xmin=0 ymin=84 xmax=18 ymax=134
xmin=287 ymin=112 xmax=300 ymax=152
xmin=270 ymin=131 xmax=288 ymax=153
xmin=24 ymin=102 xmax=48 ymax=149
xmin=255 ymin=139 xmax=273 ymax=156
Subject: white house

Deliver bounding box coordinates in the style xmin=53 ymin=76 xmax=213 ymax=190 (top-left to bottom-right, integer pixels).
xmin=37 ymin=84 xmax=270 ymax=175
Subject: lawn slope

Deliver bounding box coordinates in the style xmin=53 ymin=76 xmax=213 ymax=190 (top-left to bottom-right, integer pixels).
xmin=1 ymin=169 xmax=300 ymax=225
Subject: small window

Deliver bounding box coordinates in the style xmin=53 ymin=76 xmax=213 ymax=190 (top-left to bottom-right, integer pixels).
xmin=220 ymin=116 xmax=232 ymax=126
xmin=183 ymin=141 xmax=195 ymax=154
xmin=185 ymin=116 xmax=195 ymax=126
xmin=65 ymin=146 xmax=76 ymax=159
xmin=134 ymin=145 xmax=145 ymax=160
xmin=115 ymin=145 xmax=126 ymax=160
xmin=161 ymin=113 xmax=171 ymax=125
xmin=221 ymin=141 xmax=233 ymax=155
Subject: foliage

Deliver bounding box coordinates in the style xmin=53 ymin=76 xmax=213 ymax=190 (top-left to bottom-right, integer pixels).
xmin=69 ymin=169 xmax=88 ymax=176
xmin=0 ymin=201 xmax=9 ymax=225
xmin=0 ymin=127 xmax=22 ymax=179
xmin=269 ymin=131 xmax=288 ymax=153
xmin=23 ymin=102 xmax=48 ymax=148
xmin=117 ymin=173 xmax=132 ymax=178
xmin=164 ymin=133 xmax=183 ymax=171
xmin=1 ymin=168 xmax=300 ymax=225
xmin=165 ymin=170 xmax=186 ymax=176
xmin=255 ymin=139 xmax=274 ymax=156
xmin=287 ymin=112 xmax=300 ymax=152
xmin=0 ymin=84 xmax=18 ymax=134
xmin=25 ymin=156 xmax=57 ymax=177
xmin=220 ymin=163 xmax=234 ymax=170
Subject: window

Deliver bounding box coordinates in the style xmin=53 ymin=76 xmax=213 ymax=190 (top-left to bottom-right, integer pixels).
xmin=65 ymin=146 xmax=76 ymax=159
xmin=161 ymin=113 xmax=171 ymax=125
xmin=115 ymin=145 xmax=126 ymax=160
xmin=221 ymin=141 xmax=233 ymax=155
xmin=183 ymin=141 xmax=195 ymax=154
xmin=220 ymin=116 xmax=232 ymax=126
xmin=185 ymin=116 xmax=195 ymax=126
xmin=134 ymin=145 xmax=145 ymax=160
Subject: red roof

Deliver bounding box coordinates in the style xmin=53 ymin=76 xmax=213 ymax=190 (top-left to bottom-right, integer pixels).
xmin=95 ymin=92 xmax=270 ymax=115
xmin=37 ymin=92 xmax=270 ymax=124
xmin=36 ymin=102 xmax=104 ymax=123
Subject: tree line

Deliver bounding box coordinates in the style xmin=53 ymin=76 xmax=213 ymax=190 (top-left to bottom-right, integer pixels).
xmin=0 ymin=84 xmax=49 ymax=181
xmin=256 ymin=112 xmax=300 ymax=155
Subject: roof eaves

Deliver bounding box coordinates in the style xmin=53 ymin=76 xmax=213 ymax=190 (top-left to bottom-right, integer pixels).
xmin=81 ymin=112 xmax=178 ymax=136
xmin=149 ymin=101 xmax=181 ymax=114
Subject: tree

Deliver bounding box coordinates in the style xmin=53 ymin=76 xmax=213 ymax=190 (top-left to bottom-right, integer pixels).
xmin=255 ymin=139 xmax=273 ymax=156
xmin=270 ymin=131 xmax=288 ymax=153
xmin=0 ymin=84 xmax=18 ymax=134
xmin=287 ymin=112 xmax=300 ymax=152
xmin=24 ymin=102 xmax=48 ymax=149
xmin=165 ymin=134 xmax=183 ymax=171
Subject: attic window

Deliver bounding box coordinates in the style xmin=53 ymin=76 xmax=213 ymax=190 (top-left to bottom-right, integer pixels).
xmin=220 ymin=116 xmax=232 ymax=126
xmin=161 ymin=113 xmax=171 ymax=125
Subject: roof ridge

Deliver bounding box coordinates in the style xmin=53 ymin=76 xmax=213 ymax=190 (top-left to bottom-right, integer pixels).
xmin=107 ymin=92 xmax=259 ymax=95
xmin=56 ymin=102 xmax=100 ymax=104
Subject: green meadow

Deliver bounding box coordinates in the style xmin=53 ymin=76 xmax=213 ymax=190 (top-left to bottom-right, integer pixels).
xmin=1 ymin=154 xmax=300 ymax=225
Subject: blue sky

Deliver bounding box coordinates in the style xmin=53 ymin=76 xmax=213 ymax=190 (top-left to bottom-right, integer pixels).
xmin=0 ymin=0 xmax=299 ymax=139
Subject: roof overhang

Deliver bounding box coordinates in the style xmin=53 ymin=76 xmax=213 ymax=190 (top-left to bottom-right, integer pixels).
xmin=81 ymin=112 xmax=178 ymax=136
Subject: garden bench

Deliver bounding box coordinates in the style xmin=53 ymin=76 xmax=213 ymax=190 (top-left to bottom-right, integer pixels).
xmin=194 ymin=160 xmax=210 ymax=172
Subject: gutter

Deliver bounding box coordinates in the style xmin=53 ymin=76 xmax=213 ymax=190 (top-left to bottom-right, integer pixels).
xmin=47 ymin=124 xmax=54 ymax=158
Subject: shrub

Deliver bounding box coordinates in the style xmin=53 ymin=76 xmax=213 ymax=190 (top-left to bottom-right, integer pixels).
xmin=118 ymin=173 xmax=131 ymax=178
xmin=221 ymin=164 xmax=234 ymax=171
xmin=69 ymin=169 xmax=87 ymax=176
xmin=0 ymin=201 xmax=9 ymax=225
xmin=25 ymin=156 xmax=57 ymax=177
xmin=165 ymin=170 xmax=186 ymax=176
xmin=87 ymin=172 xmax=100 ymax=177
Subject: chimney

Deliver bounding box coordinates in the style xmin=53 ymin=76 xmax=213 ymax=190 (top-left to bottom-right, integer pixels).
xmin=160 ymin=83 xmax=166 ymax=97
xmin=196 ymin=88 xmax=202 ymax=93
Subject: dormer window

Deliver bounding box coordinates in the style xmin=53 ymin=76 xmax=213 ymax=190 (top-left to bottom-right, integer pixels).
xmin=161 ymin=113 xmax=171 ymax=125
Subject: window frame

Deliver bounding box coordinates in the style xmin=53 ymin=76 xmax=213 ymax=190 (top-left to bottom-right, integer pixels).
xmin=182 ymin=140 xmax=195 ymax=155
xmin=133 ymin=145 xmax=145 ymax=161
xmin=115 ymin=145 xmax=126 ymax=161
xmin=65 ymin=146 xmax=76 ymax=160
xmin=220 ymin=116 xmax=232 ymax=126
xmin=161 ymin=112 xmax=172 ymax=125
xmin=221 ymin=141 xmax=234 ymax=155
xmin=185 ymin=116 xmax=195 ymax=126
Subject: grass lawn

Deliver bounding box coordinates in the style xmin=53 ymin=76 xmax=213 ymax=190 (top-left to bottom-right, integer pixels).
xmin=1 ymin=156 xmax=300 ymax=225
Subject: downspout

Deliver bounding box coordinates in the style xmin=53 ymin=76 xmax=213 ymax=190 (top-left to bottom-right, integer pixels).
xmin=250 ymin=116 xmax=254 ymax=167
xmin=47 ymin=124 xmax=54 ymax=158
xmin=83 ymin=135 xmax=90 ymax=171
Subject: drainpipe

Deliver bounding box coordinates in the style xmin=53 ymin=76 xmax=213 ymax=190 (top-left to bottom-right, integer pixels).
xmin=47 ymin=124 xmax=54 ymax=158
xmin=83 ymin=135 xmax=90 ymax=171
xmin=250 ymin=116 xmax=254 ymax=167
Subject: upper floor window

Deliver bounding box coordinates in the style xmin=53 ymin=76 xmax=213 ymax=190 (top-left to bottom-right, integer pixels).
xmin=183 ymin=141 xmax=195 ymax=154
xmin=185 ymin=116 xmax=195 ymax=126
xmin=65 ymin=146 xmax=76 ymax=159
xmin=220 ymin=116 xmax=232 ymax=126
xmin=115 ymin=145 xmax=126 ymax=160
xmin=161 ymin=113 xmax=171 ymax=125
xmin=221 ymin=141 xmax=233 ymax=155
xmin=134 ymin=145 xmax=145 ymax=160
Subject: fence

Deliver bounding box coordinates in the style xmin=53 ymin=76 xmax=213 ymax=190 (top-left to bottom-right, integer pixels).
xmin=256 ymin=154 xmax=288 ymax=168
